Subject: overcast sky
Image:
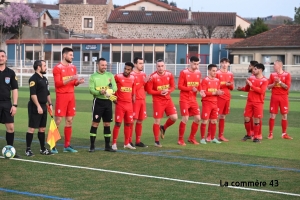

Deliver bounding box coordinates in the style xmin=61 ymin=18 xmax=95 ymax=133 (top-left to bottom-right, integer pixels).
xmin=42 ymin=0 xmax=299 ymax=18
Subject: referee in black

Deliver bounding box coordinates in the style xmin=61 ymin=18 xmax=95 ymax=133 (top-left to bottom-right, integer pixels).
xmin=25 ymin=60 xmax=53 ymax=156
xmin=0 ymin=50 xmax=19 ymax=158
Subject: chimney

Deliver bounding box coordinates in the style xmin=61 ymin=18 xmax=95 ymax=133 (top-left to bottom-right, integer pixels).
xmin=83 ymin=0 xmax=87 ymax=4
xmin=188 ymin=7 xmax=191 ymax=20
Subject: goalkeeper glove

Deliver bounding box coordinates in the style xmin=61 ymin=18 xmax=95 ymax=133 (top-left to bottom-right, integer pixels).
xmin=109 ymin=94 xmax=117 ymax=102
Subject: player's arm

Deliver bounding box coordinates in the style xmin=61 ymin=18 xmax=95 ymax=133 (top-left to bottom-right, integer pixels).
xmin=267 ymin=74 xmax=275 ymax=90
xmin=178 ymin=71 xmax=190 ymax=91
xmin=280 ymin=73 xmax=291 ymax=90
xmin=10 ymin=71 xmax=18 ymax=116
xmin=89 ymin=75 xmax=100 ymax=96
xmin=251 ymin=80 xmax=268 ymax=94
xmin=111 ymin=74 xmax=117 ymax=92
xmin=146 ymin=77 xmax=160 ymax=95
xmin=227 ymin=75 xmax=234 ymax=90
xmin=169 ymin=74 xmax=175 ymax=93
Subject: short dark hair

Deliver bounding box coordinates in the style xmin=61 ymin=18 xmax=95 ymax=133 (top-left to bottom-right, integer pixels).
xmin=125 ymin=61 xmax=134 ymax=69
xmin=190 ymin=56 xmax=199 ymax=62
xmin=0 ymin=49 xmax=6 ymax=54
xmin=156 ymin=59 xmax=164 ymax=63
xmin=97 ymin=57 xmax=106 ymax=63
xmin=220 ymin=57 xmax=230 ymax=63
xmin=254 ymin=63 xmax=265 ymax=72
xmin=33 ymin=60 xmax=45 ymax=70
xmin=250 ymin=61 xmax=258 ymax=66
xmin=208 ymin=64 xmax=218 ymax=70
xmin=134 ymin=57 xmax=143 ymax=64
xmin=62 ymin=47 xmax=73 ymax=55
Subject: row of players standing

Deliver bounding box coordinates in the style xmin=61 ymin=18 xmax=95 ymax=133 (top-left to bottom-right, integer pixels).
xmin=0 ymin=47 xmax=292 ymax=157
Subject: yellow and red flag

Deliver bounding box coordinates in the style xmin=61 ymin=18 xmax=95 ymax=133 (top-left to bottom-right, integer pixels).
xmin=46 ymin=105 xmax=61 ymax=149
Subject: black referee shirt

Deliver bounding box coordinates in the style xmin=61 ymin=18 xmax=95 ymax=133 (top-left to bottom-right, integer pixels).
xmin=0 ymin=67 xmax=18 ymax=101
xmin=29 ymin=72 xmax=50 ymax=104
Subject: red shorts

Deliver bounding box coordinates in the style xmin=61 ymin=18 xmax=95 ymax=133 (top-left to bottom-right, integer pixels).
xmin=115 ymin=101 xmax=133 ymax=123
xmin=244 ymin=101 xmax=264 ymax=118
xmin=133 ymin=99 xmax=147 ymax=120
xmin=201 ymin=101 xmax=218 ymax=120
xmin=270 ymin=94 xmax=289 ymax=114
xmin=179 ymin=101 xmax=200 ymax=116
xmin=217 ymin=97 xmax=230 ymax=115
xmin=153 ymin=99 xmax=177 ymax=119
xmin=55 ymin=93 xmax=76 ymax=117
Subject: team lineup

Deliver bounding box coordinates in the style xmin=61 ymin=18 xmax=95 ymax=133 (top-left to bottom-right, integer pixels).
xmin=0 ymin=47 xmax=293 ymax=157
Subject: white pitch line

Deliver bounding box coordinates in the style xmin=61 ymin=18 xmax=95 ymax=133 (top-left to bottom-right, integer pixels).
xmin=2 ymin=157 xmax=300 ymax=197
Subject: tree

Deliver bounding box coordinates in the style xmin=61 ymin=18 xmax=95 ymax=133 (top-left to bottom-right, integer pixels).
xmin=294 ymin=6 xmax=300 ymax=24
xmin=160 ymin=0 xmax=169 ymax=4
xmin=245 ymin=17 xmax=269 ymax=37
xmin=234 ymin=25 xmax=245 ymax=38
xmin=170 ymin=1 xmax=177 ymax=7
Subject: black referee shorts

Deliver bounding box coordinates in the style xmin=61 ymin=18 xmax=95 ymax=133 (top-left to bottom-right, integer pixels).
xmin=92 ymin=98 xmax=113 ymax=123
xmin=0 ymin=101 xmax=14 ymax=124
xmin=28 ymin=101 xmax=47 ymax=128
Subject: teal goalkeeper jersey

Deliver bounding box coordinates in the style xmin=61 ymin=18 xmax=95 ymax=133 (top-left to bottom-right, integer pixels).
xmin=89 ymin=71 xmax=117 ymax=99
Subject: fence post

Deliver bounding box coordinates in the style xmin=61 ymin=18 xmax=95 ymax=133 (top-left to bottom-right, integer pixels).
xmin=20 ymin=60 xmax=23 ymax=87
xmin=93 ymin=62 xmax=96 ymax=73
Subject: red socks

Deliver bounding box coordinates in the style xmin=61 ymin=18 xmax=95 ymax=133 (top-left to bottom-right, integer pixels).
xmin=200 ymin=123 xmax=206 ymax=139
xmin=244 ymin=121 xmax=252 ymax=136
xmin=112 ymin=125 xmax=120 ymax=144
xmin=124 ymin=125 xmax=131 ymax=145
xmin=210 ymin=123 xmax=217 ymax=139
xmin=164 ymin=118 xmax=175 ymax=130
xmin=218 ymin=119 xmax=225 ymax=138
xmin=64 ymin=126 xmax=72 ymax=148
xmin=179 ymin=121 xmax=186 ymax=140
xmin=135 ymin=123 xmax=142 ymax=144
xmin=189 ymin=122 xmax=199 ymax=139
xmin=153 ymin=124 xmax=160 ymax=141
xmin=281 ymin=119 xmax=287 ymax=133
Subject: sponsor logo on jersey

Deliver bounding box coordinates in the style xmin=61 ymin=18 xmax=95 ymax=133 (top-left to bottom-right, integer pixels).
xmin=29 ymin=81 xmax=35 ymax=87
xmin=5 ymin=77 xmax=10 ymax=84
xmin=95 ymin=86 xmax=109 ymax=91
xmin=208 ymin=88 xmax=217 ymax=92
xmin=120 ymin=87 xmax=132 ymax=92
xmin=187 ymin=82 xmax=199 ymax=87
xmin=157 ymin=84 xmax=170 ymax=90
xmin=62 ymin=76 xmax=72 ymax=81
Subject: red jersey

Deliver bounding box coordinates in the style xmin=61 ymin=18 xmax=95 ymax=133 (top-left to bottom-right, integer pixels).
xmin=201 ymin=76 xmax=220 ymax=102
xmin=146 ymin=70 xmax=175 ymax=102
xmin=216 ymin=70 xmax=234 ymax=100
xmin=269 ymin=71 xmax=291 ymax=95
xmin=53 ymin=62 xmax=78 ymax=93
xmin=178 ymin=68 xmax=201 ymax=102
xmin=114 ymin=73 xmax=135 ymax=103
xmin=131 ymin=70 xmax=146 ymax=100
xmin=245 ymin=76 xmax=268 ymax=103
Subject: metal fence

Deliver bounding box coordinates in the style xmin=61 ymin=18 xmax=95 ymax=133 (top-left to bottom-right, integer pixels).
xmin=7 ymin=59 xmax=300 ymax=87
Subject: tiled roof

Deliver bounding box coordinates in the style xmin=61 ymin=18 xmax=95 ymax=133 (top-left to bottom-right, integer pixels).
xmin=58 ymin=0 xmax=107 ymax=4
xmin=27 ymin=3 xmax=59 ymax=10
xmin=227 ymin=25 xmax=300 ymax=48
xmin=115 ymin=0 xmax=184 ymax=12
xmin=107 ymin=11 xmax=236 ymax=26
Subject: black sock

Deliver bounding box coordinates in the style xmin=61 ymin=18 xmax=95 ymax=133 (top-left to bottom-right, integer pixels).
xmin=26 ymin=132 xmax=34 ymax=149
xmin=6 ymin=131 xmax=14 ymax=146
xmin=38 ymin=132 xmax=46 ymax=150
xmin=103 ymin=126 xmax=111 ymax=148
xmin=90 ymin=126 xmax=97 ymax=148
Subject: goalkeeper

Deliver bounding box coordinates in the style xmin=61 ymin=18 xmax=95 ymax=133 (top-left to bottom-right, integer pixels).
xmin=88 ymin=58 xmax=117 ymax=152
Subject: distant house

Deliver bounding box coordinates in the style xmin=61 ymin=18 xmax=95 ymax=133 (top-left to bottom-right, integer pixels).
xmin=227 ymin=25 xmax=300 ymax=66
xmin=58 ymin=0 xmax=114 ymax=35
xmin=27 ymin=3 xmax=59 ymax=26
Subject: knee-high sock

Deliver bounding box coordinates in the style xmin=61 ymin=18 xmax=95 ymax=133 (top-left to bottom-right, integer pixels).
xmin=200 ymin=123 xmax=206 ymax=139
xmin=281 ymin=119 xmax=288 ymax=133
xmin=129 ymin=123 xmax=134 ymax=143
xmin=90 ymin=126 xmax=97 ymax=148
xmin=124 ymin=125 xmax=131 ymax=145
xmin=189 ymin=122 xmax=199 ymax=140
xmin=207 ymin=121 xmax=212 ymax=138
xmin=164 ymin=118 xmax=175 ymax=130
xmin=153 ymin=124 xmax=160 ymax=142
xmin=179 ymin=121 xmax=186 ymax=140
xmin=218 ymin=119 xmax=225 ymax=138
xmin=64 ymin=126 xmax=72 ymax=148
xmin=135 ymin=123 xmax=142 ymax=144
xmin=269 ymin=118 xmax=275 ymax=133
xmin=254 ymin=123 xmax=260 ymax=138
xmin=103 ymin=126 xmax=111 ymax=148
xmin=244 ymin=121 xmax=252 ymax=136
xmin=26 ymin=132 xmax=34 ymax=148
xmin=210 ymin=123 xmax=217 ymax=139
xmin=6 ymin=131 xmax=14 ymax=146
xmin=250 ymin=118 xmax=254 ymax=135
xmin=112 ymin=125 xmax=120 ymax=144
xmin=259 ymin=119 xmax=262 ymax=136
xmin=37 ymin=132 xmax=46 ymax=150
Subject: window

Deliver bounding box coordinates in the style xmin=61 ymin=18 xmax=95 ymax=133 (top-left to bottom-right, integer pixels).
xmin=82 ymin=16 xmax=94 ymax=30
xmin=240 ymin=55 xmax=253 ymax=64
xmin=295 ymin=55 xmax=300 ymax=64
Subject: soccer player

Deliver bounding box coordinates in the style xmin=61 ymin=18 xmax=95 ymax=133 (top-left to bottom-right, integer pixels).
xmin=129 ymin=57 xmax=148 ymax=148
xmin=112 ymin=62 xmax=136 ymax=150
xmin=267 ymin=60 xmax=292 ymax=139
xmin=237 ymin=60 xmax=258 ymax=138
xmin=0 ymin=49 xmax=20 ymax=158
xmin=88 ymin=58 xmax=117 ymax=152
xmin=241 ymin=63 xmax=268 ymax=143
xmin=52 ymin=47 xmax=85 ymax=153
xmin=177 ymin=56 xmax=204 ymax=145
xmin=25 ymin=60 xmax=53 ymax=156
xmin=146 ymin=59 xmax=178 ymax=147
xmin=200 ymin=64 xmax=224 ymax=144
